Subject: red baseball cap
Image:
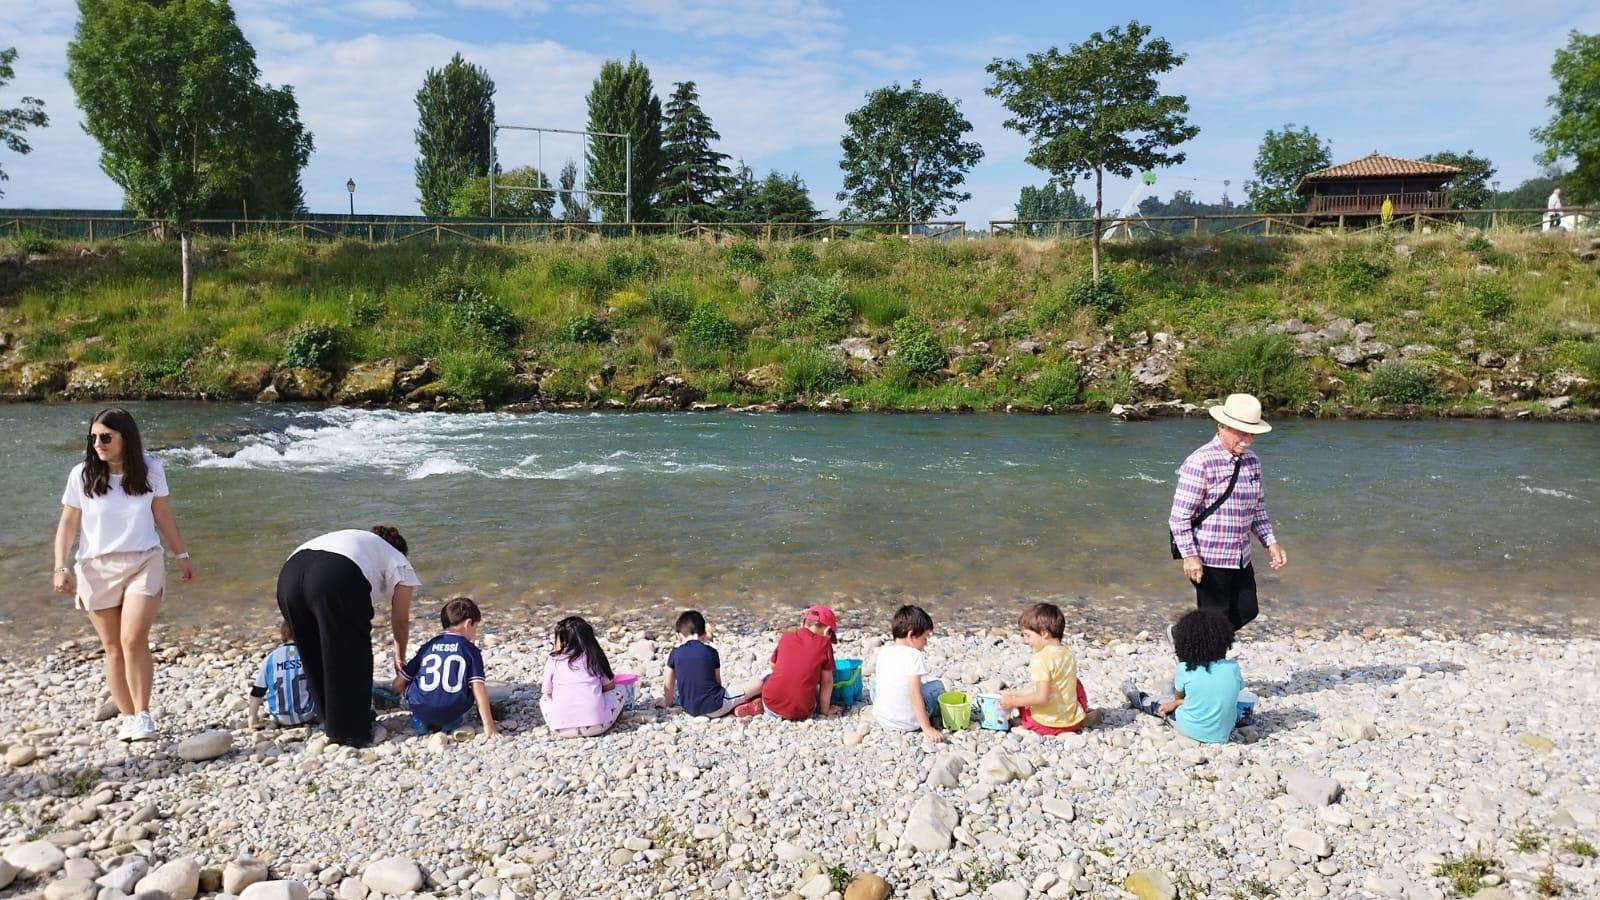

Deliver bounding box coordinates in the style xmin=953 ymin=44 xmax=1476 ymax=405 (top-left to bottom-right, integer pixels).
xmin=802 ymin=604 xmax=837 ymax=633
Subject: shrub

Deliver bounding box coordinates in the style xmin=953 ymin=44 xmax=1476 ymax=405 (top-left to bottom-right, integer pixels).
xmin=281 ymin=321 xmax=341 ymax=369
xmin=545 ymin=257 xmax=577 ymax=284
xmin=1031 ymin=360 xmax=1083 ymax=406
xmin=787 ymin=243 xmax=817 ymax=266
xmin=437 ymin=347 xmax=512 ymax=403
xmin=1364 ymin=360 xmax=1437 ymax=405
xmin=448 ymin=288 xmax=520 ymax=347
xmin=724 ymin=239 xmax=763 ymax=275
xmin=347 ymin=292 xmax=385 ymax=327
xmin=781 ymin=347 xmax=849 ymax=395
xmin=563 ymin=314 xmax=611 ymax=344
xmin=1068 ymin=276 xmax=1122 ymax=320
xmin=1470 ymin=279 xmax=1513 ymax=319
xmin=1184 ymin=332 xmax=1311 ymax=409
xmin=15 ymin=232 xmax=57 ymax=255
xmin=1330 ymin=251 xmax=1390 ymax=294
xmin=1464 ymin=232 xmax=1493 ymax=254
xmin=650 ymin=286 xmax=693 ymax=325
xmin=890 ymin=317 xmax=947 ymax=377
xmin=956 ymin=354 xmax=985 ymax=376
xmin=680 ymin=304 xmax=739 ymax=354
xmin=849 ymin=286 xmax=908 ymax=327
xmin=765 ymin=272 xmax=853 ymax=338
xmin=417 ymin=269 xmax=477 ymax=308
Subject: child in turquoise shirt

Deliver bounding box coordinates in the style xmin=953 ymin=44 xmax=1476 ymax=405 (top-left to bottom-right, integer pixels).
xmin=1123 ymin=609 xmax=1245 ymax=743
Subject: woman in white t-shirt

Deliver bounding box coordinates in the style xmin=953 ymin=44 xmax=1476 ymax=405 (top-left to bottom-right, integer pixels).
xmin=277 ymin=527 xmax=421 ymax=746
xmin=52 ymin=408 xmax=196 ymax=742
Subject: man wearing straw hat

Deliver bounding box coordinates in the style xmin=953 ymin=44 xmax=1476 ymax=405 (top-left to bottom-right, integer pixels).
xmin=1167 ymin=394 xmax=1288 ymax=630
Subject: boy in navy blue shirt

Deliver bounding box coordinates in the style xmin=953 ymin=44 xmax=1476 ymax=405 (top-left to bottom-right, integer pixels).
xmin=393 ymin=597 xmax=500 ymax=739
xmin=661 ymin=610 xmax=764 ymax=718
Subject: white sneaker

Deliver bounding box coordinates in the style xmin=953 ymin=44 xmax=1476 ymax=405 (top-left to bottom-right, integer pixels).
xmin=115 ymin=715 xmax=136 ymax=742
xmin=125 ymin=711 xmax=157 ymax=742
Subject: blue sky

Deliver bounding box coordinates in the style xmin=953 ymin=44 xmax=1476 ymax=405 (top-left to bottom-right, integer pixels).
xmin=3 ymin=0 xmax=1598 ymax=225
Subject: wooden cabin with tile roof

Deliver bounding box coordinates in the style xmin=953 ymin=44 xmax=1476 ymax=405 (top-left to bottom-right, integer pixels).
xmin=1297 ymin=152 xmax=1461 ymax=222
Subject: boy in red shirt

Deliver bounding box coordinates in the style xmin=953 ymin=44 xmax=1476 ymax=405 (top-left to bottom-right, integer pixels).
xmin=734 ymin=605 xmax=844 ymax=719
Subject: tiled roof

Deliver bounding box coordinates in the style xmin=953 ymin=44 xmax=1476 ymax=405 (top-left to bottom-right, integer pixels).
xmin=1299 ymin=152 xmax=1461 ymax=184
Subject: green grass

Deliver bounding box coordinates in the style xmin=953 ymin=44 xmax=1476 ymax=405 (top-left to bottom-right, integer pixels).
xmin=1434 ymin=851 xmax=1498 ymax=897
xmin=1 ymin=231 xmax=1596 ymax=412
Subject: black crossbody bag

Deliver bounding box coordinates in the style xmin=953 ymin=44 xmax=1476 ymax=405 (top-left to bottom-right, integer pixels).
xmin=1169 ymin=456 xmax=1243 ymax=560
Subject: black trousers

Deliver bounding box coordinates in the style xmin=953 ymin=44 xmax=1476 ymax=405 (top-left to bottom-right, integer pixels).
xmin=1195 ymin=563 xmax=1259 ymax=630
xmin=277 ymin=549 xmax=375 ymax=745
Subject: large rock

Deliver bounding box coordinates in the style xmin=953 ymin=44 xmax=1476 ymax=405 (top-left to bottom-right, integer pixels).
xmin=396 ymin=360 xmax=438 ymax=394
xmin=3 ymin=840 xmax=66 ymax=879
xmin=838 ymin=337 xmax=879 ymax=362
xmin=1284 ymin=768 xmax=1343 ymax=807
xmin=843 ymin=873 xmax=891 ymax=900
xmin=0 ymin=860 xmax=15 ymax=891
xmin=361 ymin=858 xmax=422 ymax=895
xmin=985 ymin=882 xmax=1027 ymax=900
xmin=271 ymin=366 xmax=334 ymax=401
xmin=137 ymin=856 xmax=200 ymax=900
xmin=65 ymin=363 xmax=136 ymax=399
xmin=98 ymin=858 xmax=149 ymax=893
xmin=1123 ymin=869 xmax=1176 ymax=900
xmin=209 ymin=363 xmax=275 ymax=400
xmin=925 ymin=753 xmax=966 ymax=789
xmin=223 ymin=857 xmax=269 ymax=895
xmin=239 ymin=880 xmax=309 ymax=900
xmin=1130 ymin=356 xmax=1174 ymax=397
xmin=977 ymin=749 xmax=1034 ymax=784
xmin=18 ymin=360 xmax=71 ymax=397
xmin=4 ymin=744 xmax=38 ymax=766
xmin=1331 ymin=344 xmax=1365 ymax=367
xmin=899 ymin=793 xmax=959 ymax=852
xmin=176 ymin=730 xmax=233 ymax=762
xmin=1477 ymin=350 xmax=1506 ymax=369
xmin=1285 ymin=827 xmax=1334 ymax=858
xmin=627 ymin=374 xmax=704 ymax=411
xmin=44 ymin=876 xmax=98 ymax=900
xmin=334 ymin=360 xmax=398 ymax=404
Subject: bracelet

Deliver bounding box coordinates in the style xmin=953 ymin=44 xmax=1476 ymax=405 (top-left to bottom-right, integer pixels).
xmin=174 ymin=552 xmax=191 ymax=560
xmin=54 ymin=566 xmax=70 ymax=574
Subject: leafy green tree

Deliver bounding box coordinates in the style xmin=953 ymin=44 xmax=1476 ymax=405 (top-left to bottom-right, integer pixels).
xmin=659 ymin=81 xmax=729 ymax=222
xmin=200 ymin=84 xmax=312 ymax=218
xmin=585 ymin=53 xmax=664 ymax=221
xmin=718 ymin=160 xmax=758 ymax=219
xmin=414 ymin=53 xmax=495 ymax=218
xmin=1014 ymin=183 xmax=1090 ymax=233
xmin=67 ymin=0 xmax=312 ymax=308
xmin=558 ymin=160 xmax=590 ymax=222
xmin=1244 ymin=124 xmax=1331 ymax=214
xmin=747 ymin=172 xmax=820 ymax=221
xmin=837 ymin=80 xmax=983 ymax=221
xmin=1497 ymin=173 xmax=1563 ymax=213
xmin=1532 ymin=30 xmax=1600 ymax=203
xmin=987 ymin=21 xmax=1199 ymax=280
xmin=1135 ymin=190 xmax=1234 ymax=235
xmin=1419 ymin=150 xmax=1496 ymax=210
xmin=0 ymin=47 xmax=48 ymax=198
xmin=449 ymin=166 xmax=555 ymax=219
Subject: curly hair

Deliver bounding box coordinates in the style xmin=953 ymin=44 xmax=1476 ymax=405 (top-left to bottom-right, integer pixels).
xmin=1172 ymin=608 xmax=1234 ymax=672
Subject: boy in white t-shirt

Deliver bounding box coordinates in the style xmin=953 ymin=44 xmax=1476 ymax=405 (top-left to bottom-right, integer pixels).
xmin=871 ymin=605 xmax=946 ymax=743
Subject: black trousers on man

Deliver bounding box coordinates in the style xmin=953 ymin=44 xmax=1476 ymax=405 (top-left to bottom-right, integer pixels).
xmin=276 ymin=549 xmax=375 ymax=745
xmin=1195 ymin=563 xmax=1259 ymax=630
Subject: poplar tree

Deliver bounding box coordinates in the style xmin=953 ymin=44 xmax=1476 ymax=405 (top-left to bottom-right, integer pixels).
xmin=659 ymin=81 xmax=730 ymax=222
xmin=585 ymin=54 xmax=663 ymax=222
xmin=414 ymin=53 xmax=496 ymax=218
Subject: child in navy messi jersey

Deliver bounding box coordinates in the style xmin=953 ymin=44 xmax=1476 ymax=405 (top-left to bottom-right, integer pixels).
xmin=248 ymin=620 xmax=317 ymax=728
xmin=393 ymin=597 xmax=500 ymax=740
xmin=661 ymin=610 xmax=765 ymax=718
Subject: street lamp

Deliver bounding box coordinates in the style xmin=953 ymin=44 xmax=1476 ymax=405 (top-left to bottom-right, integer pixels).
xmin=346 ymin=178 xmax=356 ymax=216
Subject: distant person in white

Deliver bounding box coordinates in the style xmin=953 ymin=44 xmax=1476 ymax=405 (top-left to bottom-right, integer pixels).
xmin=1545 ymin=187 xmax=1563 ymax=232
xmin=53 ymin=408 xmax=196 ymax=743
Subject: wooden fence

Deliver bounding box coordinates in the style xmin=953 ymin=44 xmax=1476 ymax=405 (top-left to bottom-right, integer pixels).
xmin=990 ymin=207 xmax=1600 ymax=239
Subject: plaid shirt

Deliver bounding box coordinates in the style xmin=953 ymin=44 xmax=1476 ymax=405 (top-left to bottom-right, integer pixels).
xmin=1168 ymin=437 xmax=1276 ymax=568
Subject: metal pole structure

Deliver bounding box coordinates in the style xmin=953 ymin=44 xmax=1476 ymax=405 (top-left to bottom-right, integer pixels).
xmin=624 ymin=133 xmax=632 ymax=225
xmin=488 ymin=121 xmax=496 ymax=219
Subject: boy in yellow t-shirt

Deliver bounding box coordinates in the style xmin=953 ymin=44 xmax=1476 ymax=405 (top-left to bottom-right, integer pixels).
xmin=999 ymin=603 xmax=1102 ymax=735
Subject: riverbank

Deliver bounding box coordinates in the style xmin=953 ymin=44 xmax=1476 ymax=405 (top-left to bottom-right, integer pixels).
xmin=2 ymin=623 xmax=1596 ymax=900
xmin=1 ymin=232 xmax=1597 ymax=417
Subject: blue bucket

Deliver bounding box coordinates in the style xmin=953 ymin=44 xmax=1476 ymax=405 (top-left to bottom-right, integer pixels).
xmin=831 ymin=659 xmax=863 ymax=706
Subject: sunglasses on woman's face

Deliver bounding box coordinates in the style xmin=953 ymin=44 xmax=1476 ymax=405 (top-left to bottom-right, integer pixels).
xmin=91 ymin=432 xmax=118 ymax=445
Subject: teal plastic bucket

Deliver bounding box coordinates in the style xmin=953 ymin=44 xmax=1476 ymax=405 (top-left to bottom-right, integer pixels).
xmin=832 ymin=659 xmax=863 ymax=706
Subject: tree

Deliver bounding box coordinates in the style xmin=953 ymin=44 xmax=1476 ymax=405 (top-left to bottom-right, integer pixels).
xmin=836 ymin=80 xmax=984 ymax=221
xmin=1532 ymin=30 xmax=1600 ymax=203
xmin=68 ymin=0 xmax=312 ymax=308
xmin=449 ymin=166 xmax=555 ymax=219
xmin=0 ymin=47 xmax=48 ymax=198
xmin=585 ymin=54 xmax=664 ymax=221
xmin=987 ymin=21 xmax=1199 ymax=280
xmin=659 ymin=81 xmax=729 ymax=222
xmin=200 ymin=84 xmax=312 ymax=218
xmin=1134 ymin=190 xmax=1234 ymax=235
xmin=558 ymin=160 xmax=590 ymax=222
xmin=746 ymin=172 xmax=819 ymax=221
xmin=717 ymin=160 xmax=758 ymax=219
xmin=1244 ymin=124 xmax=1331 ymax=214
xmin=1419 ymin=150 xmax=1496 ymax=210
xmin=1014 ymin=183 xmax=1090 ymax=233
xmin=414 ymin=53 xmax=495 ymax=218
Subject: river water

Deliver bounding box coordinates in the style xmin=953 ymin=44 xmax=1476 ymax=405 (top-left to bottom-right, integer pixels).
xmin=5 ymin=404 xmax=1598 ymax=640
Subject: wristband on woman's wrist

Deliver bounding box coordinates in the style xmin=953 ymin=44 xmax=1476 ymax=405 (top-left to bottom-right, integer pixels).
xmin=174 ymin=551 xmax=190 ymax=560
xmin=54 ymin=566 xmax=70 ymax=574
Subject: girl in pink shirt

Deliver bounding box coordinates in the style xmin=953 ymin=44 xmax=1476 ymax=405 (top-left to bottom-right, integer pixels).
xmin=539 ymin=616 xmax=625 ymax=738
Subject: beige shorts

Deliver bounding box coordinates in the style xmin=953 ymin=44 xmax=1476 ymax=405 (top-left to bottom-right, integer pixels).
xmin=75 ymin=547 xmax=165 ymax=611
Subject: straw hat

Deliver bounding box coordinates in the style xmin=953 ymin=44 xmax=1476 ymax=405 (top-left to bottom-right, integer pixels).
xmin=1208 ymin=393 xmax=1272 ymax=434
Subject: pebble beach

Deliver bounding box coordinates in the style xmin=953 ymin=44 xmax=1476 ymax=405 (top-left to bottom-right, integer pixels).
xmin=2 ymin=623 xmax=1597 ymax=900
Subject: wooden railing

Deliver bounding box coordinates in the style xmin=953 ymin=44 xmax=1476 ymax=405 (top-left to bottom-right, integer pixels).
xmin=990 ymin=207 xmax=1599 ymax=238
xmin=1307 ymin=191 xmax=1449 ymax=215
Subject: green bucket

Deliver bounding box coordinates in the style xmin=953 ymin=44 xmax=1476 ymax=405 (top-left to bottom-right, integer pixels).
xmin=938 ymin=691 xmax=972 ymax=730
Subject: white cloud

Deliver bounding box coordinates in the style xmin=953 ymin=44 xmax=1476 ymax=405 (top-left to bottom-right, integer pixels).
xmin=571 ymin=0 xmax=842 ymax=42
xmin=452 ymin=0 xmax=550 ymax=14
